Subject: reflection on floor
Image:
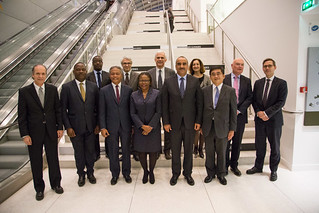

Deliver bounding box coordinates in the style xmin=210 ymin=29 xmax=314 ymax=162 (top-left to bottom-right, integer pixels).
xmin=0 ymin=164 xmax=318 ymax=213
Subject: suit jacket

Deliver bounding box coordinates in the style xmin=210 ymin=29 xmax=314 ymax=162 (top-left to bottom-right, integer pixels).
xmin=148 ymin=67 xmax=175 ymax=89
xmin=162 ymin=74 xmax=203 ymax=130
xmin=60 ymin=80 xmax=99 ymax=135
xmin=122 ymin=71 xmax=139 ymax=91
xmin=18 ymin=83 xmax=63 ymax=142
xmin=202 ymin=84 xmax=237 ymax=139
xmin=252 ymin=77 xmax=288 ymax=128
xmin=99 ymin=84 xmax=133 ymax=133
xmin=86 ymin=70 xmax=111 ymax=88
xmin=224 ymin=74 xmax=252 ymax=123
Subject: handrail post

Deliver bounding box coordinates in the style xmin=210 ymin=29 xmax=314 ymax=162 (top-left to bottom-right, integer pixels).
xmin=222 ymin=31 xmax=224 ymax=64
xmin=233 ymin=46 xmax=236 ymax=60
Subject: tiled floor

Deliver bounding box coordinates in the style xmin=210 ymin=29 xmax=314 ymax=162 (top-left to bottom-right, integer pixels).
xmin=1 ymin=164 xmax=318 ymax=213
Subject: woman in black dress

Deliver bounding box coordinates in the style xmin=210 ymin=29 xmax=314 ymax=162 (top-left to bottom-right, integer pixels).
xmin=130 ymin=72 xmax=161 ymax=184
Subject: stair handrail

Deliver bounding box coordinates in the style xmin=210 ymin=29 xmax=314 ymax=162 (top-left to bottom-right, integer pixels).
xmin=185 ymin=0 xmax=200 ymax=32
xmin=163 ymin=6 xmax=175 ymax=69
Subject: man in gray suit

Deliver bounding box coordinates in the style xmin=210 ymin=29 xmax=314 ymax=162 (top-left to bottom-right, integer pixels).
xmin=61 ymin=62 xmax=100 ymax=187
xmin=121 ymin=57 xmax=138 ymax=91
xmin=148 ymin=51 xmax=175 ymax=160
xmin=162 ymin=56 xmax=203 ymax=186
xmin=202 ymin=67 xmax=237 ymax=185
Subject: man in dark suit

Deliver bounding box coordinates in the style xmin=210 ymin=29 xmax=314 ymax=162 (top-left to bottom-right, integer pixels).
xmin=148 ymin=51 xmax=175 ymax=160
xmin=202 ymin=67 xmax=237 ymax=185
xmin=223 ymin=58 xmax=252 ymax=176
xmin=61 ymin=62 xmax=99 ymax=187
xmin=18 ymin=64 xmax=64 ymax=201
xmin=86 ymin=55 xmax=111 ymax=160
xmin=100 ymin=66 xmax=133 ymax=185
xmin=162 ymin=56 xmax=203 ymax=186
xmin=121 ymin=57 xmax=138 ymax=91
xmin=246 ymin=58 xmax=288 ymax=181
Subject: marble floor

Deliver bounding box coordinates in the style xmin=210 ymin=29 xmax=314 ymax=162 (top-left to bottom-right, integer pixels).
xmin=0 ymin=164 xmax=318 ymax=213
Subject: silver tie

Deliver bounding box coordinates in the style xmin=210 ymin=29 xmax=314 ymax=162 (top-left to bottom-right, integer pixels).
xmin=39 ymin=87 xmax=44 ymax=107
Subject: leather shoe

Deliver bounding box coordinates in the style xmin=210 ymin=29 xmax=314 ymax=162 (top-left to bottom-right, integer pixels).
xmin=198 ymin=150 xmax=204 ymax=158
xmin=270 ymin=171 xmax=277 ymax=181
xmin=184 ymin=175 xmax=195 ymax=186
xmin=78 ymin=175 xmax=85 ymax=187
xmin=111 ymin=177 xmax=118 ymax=185
xmin=52 ymin=186 xmax=64 ymax=194
xmin=124 ymin=175 xmax=132 ymax=183
xmin=218 ymin=176 xmax=227 ymax=185
xmin=133 ymin=154 xmax=139 ymax=161
xmin=88 ymin=174 xmax=96 ymax=184
xmin=36 ymin=191 xmax=44 ymax=201
xmin=142 ymin=171 xmax=149 ymax=184
xmin=246 ymin=167 xmax=262 ymax=175
xmin=204 ymin=175 xmax=215 ymax=183
xmin=230 ymin=167 xmax=242 ymax=176
xmin=170 ymin=175 xmax=178 ymax=186
xmin=149 ymin=172 xmax=155 ymax=184
xmin=164 ymin=151 xmax=172 ymax=160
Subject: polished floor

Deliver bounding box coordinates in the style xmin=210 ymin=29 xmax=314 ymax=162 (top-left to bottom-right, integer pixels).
xmin=0 ymin=164 xmax=318 ymax=213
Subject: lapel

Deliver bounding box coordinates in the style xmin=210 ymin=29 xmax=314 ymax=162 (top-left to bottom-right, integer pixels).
xmin=238 ymin=75 xmax=244 ymax=101
xmin=29 ymin=83 xmax=43 ymax=109
xmin=267 ymin=77 xmax=277 ymax=104
xmin=207 ymin=85 xmax=213 ymax=107
xmin=71 ymin=80 xmax=85 ymax=102
xmin=258 ymin=78 xmax=266 ymax=102
xmin=172 ymin=75 xmax=182 ymax=99
xmin=216 ymin=84 xmax=226 ymax=109
xmin=43 ymin=83 xmax=49 ymax=109
xmin=90 ymin=72 xmax=97 ymax=84
xmin=225 ymin=74 xmax=231 ymax=86
xmin=109 ymin=84 xmax=119 ymax=105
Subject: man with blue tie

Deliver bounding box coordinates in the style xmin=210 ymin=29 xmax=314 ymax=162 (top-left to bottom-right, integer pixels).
xmin=202 ymin=67 xmax=237 ymax=185
xmin=246 ymin=58 xmax=288 ymax=181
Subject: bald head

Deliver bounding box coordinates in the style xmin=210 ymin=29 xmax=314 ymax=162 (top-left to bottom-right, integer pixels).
xmin=231 ymin=58 xmax=244 ymax=76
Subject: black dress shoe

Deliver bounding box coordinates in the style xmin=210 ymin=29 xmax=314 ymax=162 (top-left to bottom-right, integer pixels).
xmin=170 ymin=175 xmax=178 ymax=186
xmin=149 ymin=172 xmax=155 ymax=184
xmin=246 ymin=167 xmax=262 ymax=175
xmin=204 ymin=175 xmax=215 ymax=183
xmin=36 ymin=191 xmax=44 ymax=201
xmin=111 ymin=177 xmax=118 ymax=185
xmin=88 ymin=174 xmax=97 ymax=184
xmin=270 ymin=171 xmax=277 ymax=181
xmin=184 ymin=175 xmax=195 ymax=186
xmin=218 ymin=176 xmax=227 ymax=185
xmin=124 ymin=175 xmax=132 ymax=183
xmin=78 ymin=175 xmax=85 ymax=187
xmin=52 ymin=186 xmax=64 ymax=194
xmin=142 ymin=171 xmax=149 ymax=184
xmin=230 ymin=167 xmax=242 ymax=176
xmin=164 ymin=151 xmax=172 ymax=160
xmin=133 ymin=154 xmax=140 ymax=161
xmin=198 ymin=149 xmax=204 ymax=158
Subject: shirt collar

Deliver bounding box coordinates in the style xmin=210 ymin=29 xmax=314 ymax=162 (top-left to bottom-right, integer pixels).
xmin=213 ymin=83 xmax=223 ymax=91
xmin=177 ymin=73 xmax=187 ymax=80
xmin=112 ymin=82 xmax=121 ymax=87
xmin=231 ymin=72 xmax=241 ymax=79
xmin=75 ymin=79 xmax=86 ymax=85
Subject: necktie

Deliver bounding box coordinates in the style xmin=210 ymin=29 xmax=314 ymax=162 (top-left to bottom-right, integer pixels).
xmin=180 ymin=77 xmax=185 ymax=98
xmin=116 ymin=85 xmax=120 ymax=103
xmin=158 ymin=69 xmax=163 ymax=89
xmin=80 ymin=82 xmax=85 ymax=101
xmin=96 ymin=71 xmax=102 ymax=88
xmin=262 ymin=79 xmax=270 ymax=107
xmin=214 ymin=86 xmax=219 ymax=109
xmin=125 ymin=73 xmax=129 ymax=85
xmin=39 ymin=86 xmax=44 ymax=107
xmin=233 ymin=76 xmax=239 ymax=103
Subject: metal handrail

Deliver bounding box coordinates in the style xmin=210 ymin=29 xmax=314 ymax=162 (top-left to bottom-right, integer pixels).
xmin=185 ymin=0 xmax=200 ymax=32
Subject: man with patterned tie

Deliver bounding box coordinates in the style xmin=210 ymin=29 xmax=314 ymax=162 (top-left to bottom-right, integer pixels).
xmin=148 ymin=51 xmax=175 ymax=160
xmin=246 ymin=58 xmax=288 ymax=182
xmin=18 ymin=64 xmax=64 ymax=201
xmin=223 ymin=58 xmax=252 ymax=176
xmin=162 ymin=56 xmax=203 ymax=186
xmin=202 ymin=67 xmax=237 ymax=185
xmin=61 ymin=62 xmax=100 ymax=187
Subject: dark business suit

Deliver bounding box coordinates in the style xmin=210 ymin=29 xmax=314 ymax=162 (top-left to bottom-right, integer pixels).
xmin=99 ymin=84 xmax=133 ymax=178
xmin=162 ymin=74 xmax=203 ymax=176
xmin=61 ymin=80 xmax=99 ymax=176
xmin=202 ymin=84 xmax=237 ymax=178
xmin=252 ymin=77 xmax=287 ymax=172
xmin=148 ymin=67 xmax=175 ymax=153
xmin=122 ymin=71 xmax=139 ymax=91
xmin=86 ymin=70 xmax=111 ymax=159
xmin=18 ymin=83 xmax=62 ymax=193
xmin=224 ymin=74 xmax=252 ymax=169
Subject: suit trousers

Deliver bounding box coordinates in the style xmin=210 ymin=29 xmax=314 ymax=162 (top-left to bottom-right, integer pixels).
xmin=70 ymin=131 xmax=95 ymax=176
xmin=205 ymin=121 xmax=227 ymax=178
xmin=170 ymin=120 xmax=194 ymax=177
xmin=28 ymin=129 xmax=61 ymax=192
xmin=254 ymin=121 xmax=281 ymax=172
xmin=226 ymin=114 xmax=246 ymax=169
xmin=107 ymin=126 xmax=131 ymax=178
xmin=163 ymin=131 xmax=171 ymax=152
xmin=95 ymin=134 xmax=100 ymax=159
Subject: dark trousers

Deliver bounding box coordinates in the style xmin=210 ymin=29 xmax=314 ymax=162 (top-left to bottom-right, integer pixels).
xmin=70 ymin=131 xmax=96 ymax=176
xmin=107 ymin=126 xmax=131 ymax=178
xmin=170 ymin=121 xmax=194 ymax=177
xmin=95 ymin=134 xmax=100 ymax=159
xmin=28 ymin=130 xmax=61 ymax=192
xmin=205 ymin=121 xmax=227 ymax=178
xmin=163 ymin=131 xmax=171 ymax=152
xmin=226 ymin=114 xmax=245 ymax=169
xmin=254 ymin=121 xmax=282 ymax=172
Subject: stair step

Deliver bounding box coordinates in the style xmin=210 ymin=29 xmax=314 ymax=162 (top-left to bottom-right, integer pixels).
xmin=6 ymin=129 xmax=21 ymax=141
xmin=0 ymin=155 xmax=29 ymax=169
xmin=0 ymin=141 xmax=28 ymax=155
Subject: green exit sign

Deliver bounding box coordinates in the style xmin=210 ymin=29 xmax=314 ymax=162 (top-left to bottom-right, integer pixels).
xmin=302 ymin=0 xmax=315 ymax=11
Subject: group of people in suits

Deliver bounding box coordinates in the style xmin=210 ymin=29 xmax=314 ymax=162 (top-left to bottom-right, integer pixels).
xmin=18 ymin=52 xmax=287 ymax=200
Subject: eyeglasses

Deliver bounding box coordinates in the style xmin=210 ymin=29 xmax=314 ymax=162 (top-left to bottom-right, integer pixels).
xmin=263 ymin=65 xmax=273 ymax=68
